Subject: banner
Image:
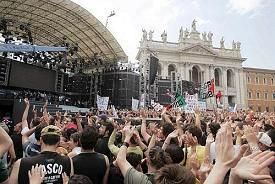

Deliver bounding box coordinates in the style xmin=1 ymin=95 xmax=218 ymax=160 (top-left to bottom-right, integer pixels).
xmin=200 ymin=79 xmax=215 ymax=99
xmin=132 ymin=98 xmax=139 ymax=111
xmin=152 ymin=102 xmax=164 ymax=112
xmin=185 ymin=94 xmax=198 ymax=113
xmin=97 ymin=95 xmax=109 ymax=111
xmin=0 ymin=43 xmax=67 ymax=52
xmin=197 ymin=101 xmax=207 ymax=112
xmin=166 ymin=91 xmax=186 ymax=110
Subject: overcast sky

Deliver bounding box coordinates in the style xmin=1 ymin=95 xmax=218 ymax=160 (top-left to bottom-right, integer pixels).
xmin=72 ymin=0 xmax=275 ymax=69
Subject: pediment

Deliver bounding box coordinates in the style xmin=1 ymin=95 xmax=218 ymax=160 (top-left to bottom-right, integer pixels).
xmin=182 ymin=44 xmax=217 ymax=56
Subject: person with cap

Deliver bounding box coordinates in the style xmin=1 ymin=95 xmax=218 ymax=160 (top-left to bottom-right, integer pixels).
xmin=10 ymin=125 xmax=74 ymax=184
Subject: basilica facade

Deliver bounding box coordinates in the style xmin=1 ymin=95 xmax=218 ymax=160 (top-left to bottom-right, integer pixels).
xmin=136 ymin=20 xmax=247 ymax=108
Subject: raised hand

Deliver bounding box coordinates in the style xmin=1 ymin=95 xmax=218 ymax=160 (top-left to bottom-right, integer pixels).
xmin=232 ymin=151 xmax=275 ymax=181
xmin=215 ymin=123 xmax=234 ymax=168
xmin=168 ymin=130 xmax=179 ymax=138
xmin=28 ymin=164 xmax=45 ymax=184
xmin=244 ymin=125 xmax=258 ymax=147
xmin=62 ymin=172 xmax=69 ymax=184
xmin=24 ymin=98 xmax=30 ymax=106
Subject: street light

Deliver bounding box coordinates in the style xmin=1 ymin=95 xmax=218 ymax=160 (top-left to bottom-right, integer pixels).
xmin=105 ymin=10 xmax=115 ymax=28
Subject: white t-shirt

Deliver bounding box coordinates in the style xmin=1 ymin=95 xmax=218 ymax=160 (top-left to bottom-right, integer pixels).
xmin=21 ymin=127 xmax=36 ymax=143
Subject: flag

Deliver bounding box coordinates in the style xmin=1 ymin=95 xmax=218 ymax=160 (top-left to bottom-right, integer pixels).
xmin=200 ymin=79 xmax=215 ymax=99
xmin=166 ymin=90 xmax=186 ymax=110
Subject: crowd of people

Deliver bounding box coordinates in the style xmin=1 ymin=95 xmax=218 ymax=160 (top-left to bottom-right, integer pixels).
xmin=0 ymin=98 xmax=274 ymax=184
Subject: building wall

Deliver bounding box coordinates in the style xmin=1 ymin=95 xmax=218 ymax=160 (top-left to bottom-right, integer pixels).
xmin=136 ymin=22 xmax=247 ymax=108
xmin=244 ymin=68 xmax=275 ymax=112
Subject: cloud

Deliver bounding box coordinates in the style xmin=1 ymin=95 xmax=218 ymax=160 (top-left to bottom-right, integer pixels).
xmin=191 ymin=0 xmax=200 ymax=9
xmin=195 ymin=17 xmax=211 ymax=26
xmin=227 ymin=0 xmax=270 ymax=16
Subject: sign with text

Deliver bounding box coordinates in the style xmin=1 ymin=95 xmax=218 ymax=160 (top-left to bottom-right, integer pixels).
xmin=97 ymin=95 xmax=109 ymax=111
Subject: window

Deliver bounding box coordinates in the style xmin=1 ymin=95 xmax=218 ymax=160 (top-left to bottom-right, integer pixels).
xmin=272 ymin=78 xmax=274 ymax=85
xmin=257 ymin=92 xmax=260 ymax=99
xmin=227 ymin=69 xmax=234 ymax=87
xmin=214 ymin=68 xmax=222 ymax=86
xmin=258 ymin=106 xmax=261 ymax=112
xmin=248 ymin=92 xmax=252 ymax=99
xmin=266 ymin=107 xmax=269 ymax=112
xmin=265 ymin=93 xmax=268 ymax=100
xmin=247 ymin=76 xmax=250 ymax=83
xmin=256 ymin=77 xmax=259 ymax=84
xmin=263 ymin=78 xmax=266 ymax=84
xmin=273 ymin=92 xmax=275 ymax=100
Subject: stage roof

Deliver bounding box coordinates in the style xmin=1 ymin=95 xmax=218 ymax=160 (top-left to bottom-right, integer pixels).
xmin=0 ymin=0 xmax=127 ymax=62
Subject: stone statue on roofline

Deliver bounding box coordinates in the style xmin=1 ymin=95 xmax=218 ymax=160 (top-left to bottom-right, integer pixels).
xmin=179 ymin=27 xmax=183 ymax=41
xmin=142 ymin=29 xmax=147 ymax=41
xmin=192 ymin=19 xmax=197 ymax=32
xmin=207 ymin=32 xmax=213 ymax=42
xmin=232 ymin=40 xmax=236 ymax=50
xmin=184 ymin=28 xmax=189 ymax=38
xmin=161 ymin=30 xmax=167 ymax=42
xmin=149 ymin=30 xmax=154 ymax=41
xmin=202 ymin=32 xmax=207 ymax=41
xmin=236 ymin=41 xmax=241 ymax=50
xmin=220 ymin=37 xmax=225 ymax=49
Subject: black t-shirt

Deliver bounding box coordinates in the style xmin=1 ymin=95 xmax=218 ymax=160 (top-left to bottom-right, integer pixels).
xmin=108 ymin=163 xmax=123 ymax=184
xmin=95 ymin=137 xmax=112 ymax=160
xmin=73 ymin=152 xmax=107 ymax=184
xmin=18 ymin=151 xmax=71 ymax=184
xmin=10 ymin=133 xmax=23 ymax=159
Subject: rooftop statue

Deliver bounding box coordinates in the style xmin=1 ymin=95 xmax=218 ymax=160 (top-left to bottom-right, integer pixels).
xmin=149 ymin=30 xmax=154 ymax=41
xmin=142 ymin=29 xmax=147 ymax=41
xmin=192 ymin=19 xmax=197 ymax=32
xmin=161 ymin=30 xmax=167 ymax=42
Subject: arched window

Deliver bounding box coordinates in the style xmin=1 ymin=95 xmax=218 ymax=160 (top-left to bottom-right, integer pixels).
xmin=191 ymin=65 xmax=200 ymax=83
xmin=227 ymin=69 xmax=234 ymax=87
xmin=168 ymin=64 xmax=176 ymax=76
xmin=214 ymin=68 xmax=222 ymax=86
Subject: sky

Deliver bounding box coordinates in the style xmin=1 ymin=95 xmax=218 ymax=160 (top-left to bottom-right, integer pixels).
xmin=72 ymin=0 xmax=275 ymax=69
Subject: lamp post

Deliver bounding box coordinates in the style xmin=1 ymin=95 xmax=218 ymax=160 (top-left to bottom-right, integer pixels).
xmin=105 ymin=10 xmax=115 ymax=28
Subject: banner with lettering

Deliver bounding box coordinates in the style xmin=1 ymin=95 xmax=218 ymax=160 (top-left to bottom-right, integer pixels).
xmin=97 ymin=95 xmax=109 ymax=111
xmin=132 ymin=98 xmax=139 ymax=111
xmin=152 ymin=102 xmax=164 ymax=112
xmin=200 ymin=79 xmax=215 ymax=99
xmin=185 ymin=94 xmax=198 ymax=113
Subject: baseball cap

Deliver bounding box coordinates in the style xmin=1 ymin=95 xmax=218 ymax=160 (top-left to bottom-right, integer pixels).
xmin=41 ymin=125 xmax=62 ymax=137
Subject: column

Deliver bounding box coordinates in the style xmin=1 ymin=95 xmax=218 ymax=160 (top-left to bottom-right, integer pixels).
xmin=239 ymin=69 xmax=247 ymax=108
xmin=222 ymin=67 xmax=228 ymax=106
xmin=205 ymin=64 xmax=210 ymax=81
xmin=235 ymin=68 xmax=241 ymax=106
xmin=185 ymin=62 xmax=190 ymax=81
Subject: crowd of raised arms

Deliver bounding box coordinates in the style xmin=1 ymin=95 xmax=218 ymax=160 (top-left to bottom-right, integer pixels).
xmin=0 ymin=98 xmax=274 ymax=184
